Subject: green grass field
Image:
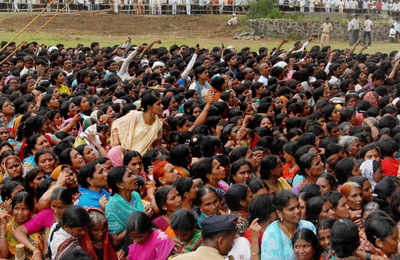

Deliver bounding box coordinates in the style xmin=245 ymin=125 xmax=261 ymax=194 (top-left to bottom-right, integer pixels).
xmin=0 ymin=13 xmax=399 ymax=53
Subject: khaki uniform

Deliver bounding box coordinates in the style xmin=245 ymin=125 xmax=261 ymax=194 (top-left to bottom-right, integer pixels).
xmin=173 ymin=246 xmax=228 ymax=260
xmin=320 ymin=22 xmax=333 ymax=46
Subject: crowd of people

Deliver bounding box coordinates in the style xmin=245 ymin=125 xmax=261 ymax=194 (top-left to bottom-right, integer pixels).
xmin=0 ymin=36 xmax=399 ymax=260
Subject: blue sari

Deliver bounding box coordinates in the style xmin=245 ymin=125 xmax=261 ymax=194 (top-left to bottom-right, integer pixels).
xmin=261 ymin=220 xmax=316 ymax=260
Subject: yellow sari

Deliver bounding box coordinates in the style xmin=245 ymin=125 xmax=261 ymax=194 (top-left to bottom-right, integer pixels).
xmin=111 ymin=110 xmax=162 ymax=155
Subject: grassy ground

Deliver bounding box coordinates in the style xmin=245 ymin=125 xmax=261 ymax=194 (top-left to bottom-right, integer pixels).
xmin=0 ymin=13 xmax=399 ymax=53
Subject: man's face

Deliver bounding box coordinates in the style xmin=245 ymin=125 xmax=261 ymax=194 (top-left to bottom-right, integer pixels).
xmin=217 ymin=231 xmax=236 ymax=256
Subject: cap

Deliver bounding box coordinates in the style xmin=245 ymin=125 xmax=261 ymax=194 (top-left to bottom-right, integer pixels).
xmin=152 ymin=61 xmax=165 ymax=70
xmin=201 ymin=215 xmax=238 ymax=235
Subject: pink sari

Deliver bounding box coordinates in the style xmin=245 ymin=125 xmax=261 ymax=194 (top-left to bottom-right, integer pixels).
xmin=127 ymin=230 xmax=174 ymax=260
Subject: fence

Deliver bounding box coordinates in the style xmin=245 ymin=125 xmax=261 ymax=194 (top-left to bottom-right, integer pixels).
xmin=0 ymin=0 xmax=250 ymax=14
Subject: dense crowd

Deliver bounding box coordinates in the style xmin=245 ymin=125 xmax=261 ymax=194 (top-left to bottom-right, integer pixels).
xmin=0 ymin=37 xmax=399 ymax=260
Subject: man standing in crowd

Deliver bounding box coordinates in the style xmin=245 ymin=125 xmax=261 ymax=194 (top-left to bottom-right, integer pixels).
xmin=348 ymin=14 xmax=360 ymax=46
xmin=320 ymin=17 xmax=333 ymax=47
xmin=362 ymin=15 xmax=373 ymax=46
xmin=174 ymin=215 xmax=237 ymax=260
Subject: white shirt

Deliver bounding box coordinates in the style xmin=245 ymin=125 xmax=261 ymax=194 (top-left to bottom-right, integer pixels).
xmin=258 ymin=75 xmax=269 ymax=86
xmin=364 ymin=19 xmax=373 ymax=32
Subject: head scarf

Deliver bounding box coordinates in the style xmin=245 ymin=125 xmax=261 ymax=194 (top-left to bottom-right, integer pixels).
xmin=360 ymin=159 xmax=380 ymax=189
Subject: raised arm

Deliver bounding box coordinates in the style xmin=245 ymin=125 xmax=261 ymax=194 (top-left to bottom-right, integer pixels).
xmin=181 ymin=45 xmax=199 ymax=80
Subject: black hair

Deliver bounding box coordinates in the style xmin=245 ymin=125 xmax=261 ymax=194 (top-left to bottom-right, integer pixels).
xmin=195 ymin=186 xmax=219 ymax=207
xmin=123 ymin=150 xmax=142 ymax=166
xmin=379 ymin=138 xmax=399 ymax=157
xmin=248 ymin=177 xmax=269 ymax=194
xmin=305 ymin=196 xmax=324 ymax=225
xmin=1 ymin=180 xmax=22 ymax=201
xmin=298 ymin=152 xmax=318 ymax=174
xmin=173 ymin=177 xmax=194 ymax=198
xmin=155 ymin=185 xmax=174 ymax=215
xmin=77 ymin=161 xmax=99 ymax=188
xmin=190 ymin=158 xmax=213 ymax=184
xmin=59 ymin=248 xmax=91 ymax=260
xmin=12 ymin=191 xmax=34 ymax=211
xmin=260 ymin=155 xmax=280 ymax=180
xmin=59 ymin=148 xmax=74 ymax=166
xmin=273 ymin=190 xmax=297 ymax=211
xmin=107 ymin=166 xmax=128 ymax=195
xmin=317 ymin=218 xmax=336 ymax=231
xmin=230 ymin=159 xmax=253 ymax=183
xmin=248 ymin=194 xmax=275 ymax=224
xmin=142 ymin=91 xmax=160 ymax=112
xmin=126 ymin=211 xmax=153 ymax=234
xmin=170 ymin=209 xmax=197 ymax=232
xmin=50 ymin=186 xmax=73 ymax=205
xmin=60 ymin=206 xmax=91 ymax=228
xmin=292 ymin=228 xmax=323 ymax=260
xmin=335 ymin=158 xmax=355 ymax=185
xmin=34 ymin=149 xmax=56 ymax=165
xmin=365 ymin=214 xmax=396 ymax=247
xmin=224 ymin=183 xmax=248 ymax=211
xmin=331 ymin=219 xmax=360 ymax=258
xmin=169 ymin=144 xmax=191 ymax=169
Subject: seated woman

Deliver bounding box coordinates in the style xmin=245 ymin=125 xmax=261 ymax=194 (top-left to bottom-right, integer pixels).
xmin=153 ymin=185 xmax=182 ymax=239
xmin=80 ymin=208 xmax=118 ymax=260
xmin=0 ymin=191 xmax=44 ymax=258
xmin=13 ymin=187 xmax=73 ymax=259
xmin=170 ymin=209 xmax=202 ymax=254
xmin=48 ymin=206 xmax=91 ymax=260
xmin=126 ymin=211 xmax=175 ymax=260
xmin=76 ymin=161 xmax=109 ymax=210
xmin=105 ymin=166 xmax=144 ymax=247
xmin=261 ymin=190 xmax=316 ymax=260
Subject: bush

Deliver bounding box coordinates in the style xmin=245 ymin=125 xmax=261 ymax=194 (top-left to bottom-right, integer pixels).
xmin=248 ymin=0 xmax=282 ymax=19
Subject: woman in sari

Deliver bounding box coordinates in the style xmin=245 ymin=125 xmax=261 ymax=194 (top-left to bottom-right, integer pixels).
xmin=80 ymin=208 xmax=117 ymax=260
xmin=126 ymin=211 xmax=174 ymax=260
xmin=153 ymin=185 xmax=182 ymax=239
xmin=170 ymin=209 xmax=202 ymax=254
xmin=111 ymin=91 xmax=163 ymax=156
xmin=105 ymin=166 xmax=144 ymax=247
xmin=0 ymin=191 xmax=44 ymax=258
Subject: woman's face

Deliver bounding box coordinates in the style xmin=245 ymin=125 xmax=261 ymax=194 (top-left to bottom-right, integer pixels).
xmin=211 ymin=159 xmax=225 ymax=182
xmin=294 ymin=239 xmax=314 ymax=260
xmin=335 ymin=196 xmax=350 ymax=218
xmin=65 ymin=226 xmax=86 ymax=239
xmin=70 ymin=149 xmax=85 ymax=170
xmin=329 ymin=109 xmax=341 ymax=123
xmin=352 ymin=163 xmax=361 ymax=177
xmin=307 ymin=155 xmax=324 ymax=178
xmin=279 ymin=197 xmax=300 ymax=225
xmin=30 ymin=172 xmax=46 ymax=191
xmin=160 ymin=163 xmax=180 ymax=185
xmin=260 ymin=117 xmax=273 ymax=128
xmin=200 ymin=191 xmax=220 ymax=216
xmin=0 ymin=126 xmax=9 ymax=141
xmin=89 ymin=221 xmax=106 ymax=242
xmin=51 ymin=199 xmax=67 ymax=221
xmin=33 ymin=135 xmax=50 ymax=154
xmin=48 ymin=95 xmax=59 ymax=109
xmin=127 ymin=156 xmax=143 ymax=175
xmin=120 ymin=169 xmax=137 ymax=192
xmin=62 ymin=167 xmax=78 ymax=188
xmin=192 ymin=107 xmax=202 ymax=118
xmin=89 ymin=164 xmax=108 ymax=189
xmin=56 ymin=72 xmax=65 ymax=83
xmin=316 ymin=177 xmax=331 ymax=195
xmin=53 ymin=112 xmax=63 ymax=127
xmin=319 ymin=200 xmax=335 ymax=220
xmin=364 ymin=149 xmax=380 ymax=162
xmin=13 ymin=202 xmax=31 ymax=225
xmin=232 ymin=164 xmax=251 ymax=184
xmin=374 ymin=166 xmax=384 ymax=183
xmin=150 ymin=99 xmax=163 ymax=116
xmin=37 ymin=152 xmax=56 ymax=175
xmin=5 ymin=157 xmax=22 ymax=178
xmin=68 ymin=103 xmax=79 ymax=118
xmin=83 ymin=146 xmax=97 ymax=163
xmin=165 ymin=188 xmax=182 ymax=214
xmin=379 ymin=226 xmax=399 ymax=256
xmin=346 ymin=186 xmax=363 ymax=210
xmin=269 ymin=159 xmax=283 ymax=179
xmin=318 ymin=228 xmax=331 ymax=252
xmin=129 ymin=230 xmax=151 ymax=244
xmin=2 ymin=101 xmax=15 ymax=116
xmin=80 ymin=97 xmax=90 ymax=112
xmin=362 ymin=180 xmax=373 ymax=203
